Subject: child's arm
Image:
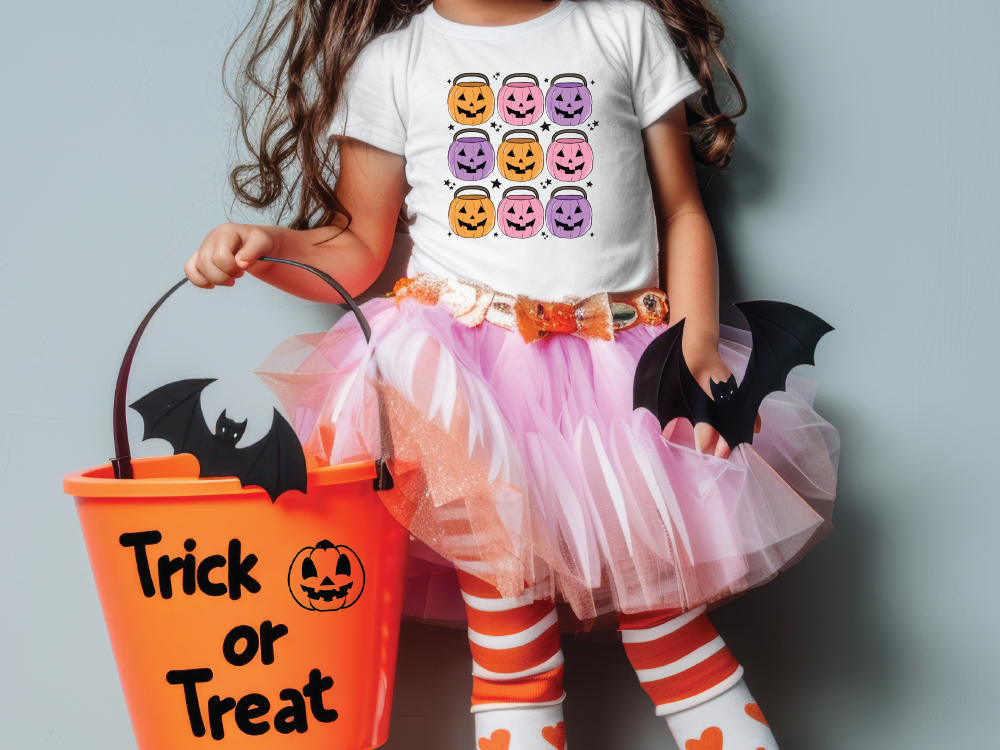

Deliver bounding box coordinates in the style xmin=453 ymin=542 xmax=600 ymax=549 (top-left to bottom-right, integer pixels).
xmin=185 ymin=138 xmax=407 ymax=303
xmin=642 ymin=102 xmax=742 ymax=458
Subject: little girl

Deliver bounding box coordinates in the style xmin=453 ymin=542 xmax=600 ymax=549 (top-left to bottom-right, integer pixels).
xmin=186 ymin=1 xmax=839 ymax=747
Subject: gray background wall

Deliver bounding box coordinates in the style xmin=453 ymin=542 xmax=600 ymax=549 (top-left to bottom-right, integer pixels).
xmin=1 ymin=1 xmax=997 ymax=748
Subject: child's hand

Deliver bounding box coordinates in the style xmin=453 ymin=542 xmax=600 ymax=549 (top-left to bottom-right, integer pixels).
xmin=184 ymin=223 xmax=276 ymax=289
xmin=679 ymin=339 xmax=762 ymax=459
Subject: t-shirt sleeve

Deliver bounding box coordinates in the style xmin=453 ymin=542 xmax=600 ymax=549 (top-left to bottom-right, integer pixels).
xmin=627 ymin=4 xmax=703 ymax=129
xmin=327 ymin=39 xmax=407 ymax=155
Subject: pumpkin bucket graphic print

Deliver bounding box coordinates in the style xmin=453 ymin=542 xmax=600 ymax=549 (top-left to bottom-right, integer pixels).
xmin=546 ymin=129 xmax=593 ymax=182
xmin=448 ymin=73 xmax=494 ymax=125
xmin=448 ymin=128 xmax=495 ymax=181
xmin=498 ymin=73 xmax=543 ymax=125
xmin=545 ymin=73 xmax=592 ymax=125
xmin=546 ymin=186 xmax=593 ymax=238
xmin=498 ymin=186 xmax=544 ymax=239
xmin=449 ymin=185 xmax=496 ymax=238
xmin=289 ymin=540 xmax=365 ymax=612
xmin=498 ymin=129 xmax=544 ymax=182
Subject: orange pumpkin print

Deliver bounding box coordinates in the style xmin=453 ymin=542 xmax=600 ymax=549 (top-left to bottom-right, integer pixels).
xmin=448 ymin=186 xmax=496 ymax=238
xmin=448 ymin=73 xmax=494 ymax=125
xmin=498 ymin=129 xmax=544 ymax=182
xmin=542 ymin=721 xmax=566 ymax=749
xmin=478 ymin=729 xmax=511 ymax=750
xmin=685 ymin=727 xmax=723 ymax=750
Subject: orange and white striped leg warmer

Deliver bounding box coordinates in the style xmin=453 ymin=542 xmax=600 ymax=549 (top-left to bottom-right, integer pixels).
xmin=620 ymin=606 xmax=778 ymax=748
xmin=458 ymin=571 xmax=567 ymax=750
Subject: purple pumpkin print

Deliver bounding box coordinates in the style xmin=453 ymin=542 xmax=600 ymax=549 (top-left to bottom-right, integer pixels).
xmin=546 ymin=129 xmax=593 ymax=182
xmin=545 ymin=73 xmax=592 ymax=126
xmin=498 ymin=73 xmax=543 ymax=125
xmin=498 ymin=186 xmax=544 ymax=239
xmin=546 ymin=186 xmax=593 ymax=238
xmin=448 ymin=128 xmax=495 ymax=181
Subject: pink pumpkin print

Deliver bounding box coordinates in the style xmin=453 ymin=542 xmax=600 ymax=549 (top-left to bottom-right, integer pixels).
xmin=498 ymin=186 xmax=544 ymax=239
xmin=498 ymin=73 xmax=543 ymax=125
xmin=546 ymin=129 xmax=593 ymax=182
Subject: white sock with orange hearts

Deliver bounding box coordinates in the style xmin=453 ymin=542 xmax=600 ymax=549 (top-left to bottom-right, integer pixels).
xmin=663 ymin=679 xmax=777 ymax=750
xmin=475 ymin=705 xmax=567 ymax=750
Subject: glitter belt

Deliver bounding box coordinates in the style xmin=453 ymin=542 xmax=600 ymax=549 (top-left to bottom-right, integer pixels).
xmin=392 ymin=273 xmax=668 ymax=343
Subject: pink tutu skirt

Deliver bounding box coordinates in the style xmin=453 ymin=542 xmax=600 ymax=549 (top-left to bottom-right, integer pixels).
xmin=258 ymin=296 xmax=839 ymax=622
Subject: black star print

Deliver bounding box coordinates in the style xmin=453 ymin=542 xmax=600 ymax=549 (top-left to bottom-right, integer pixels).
xmin=541 ymin=232 xmax=548 ymax=239
xmin=448 ymin=124 xmax=455 ymax=130
xmin=448 ymin=232 xmax=452 ymax=236
xmin=491 ymin=179 xmax=501 ymax=189
xmin=586 ymin=181 xmax=593 ymax=188
xmin=494 ymin=72 xmax=501 ymax=79
xmin=544 ymin=78 xmax=549 ymax=83
xmin=444 ymin=179 xmax=452 ymax=187
xmin=590 ymin=233 xmax=595 ymax=237
xmin=493 ymin=232 xmax=499 ymax=237
xmin=447 ymin=79 xmax=452 ymax=84
xmin=540 ymin=122 xmax=551 ymax=132
xmin=590 ymin=80 xmax=595 ymax=85
xmin=592 ymin=120 xmax=599 ymax=127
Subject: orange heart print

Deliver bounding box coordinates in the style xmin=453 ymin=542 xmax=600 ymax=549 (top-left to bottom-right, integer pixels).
xmin=478 ymin=729 xmax=511 ymax=750
xmin=542 ymin=721 xmax=566 ymax=749
xmin=685 ymin=727 xmax=723 ymax=750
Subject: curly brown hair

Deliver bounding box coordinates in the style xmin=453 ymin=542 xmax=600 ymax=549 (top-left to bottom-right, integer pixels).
xmin=226 ymin=0 xmax=745 ymax=229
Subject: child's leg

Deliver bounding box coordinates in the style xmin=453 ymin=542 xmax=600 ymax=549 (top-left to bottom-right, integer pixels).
xmin=458 ymin=570 xmax=566 ymax=750
xmin=619 ymin=606 xmax=777 ymax=749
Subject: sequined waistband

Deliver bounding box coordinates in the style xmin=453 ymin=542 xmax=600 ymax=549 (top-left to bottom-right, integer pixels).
xmin=391 ymin=274 xmax=668 ymax=343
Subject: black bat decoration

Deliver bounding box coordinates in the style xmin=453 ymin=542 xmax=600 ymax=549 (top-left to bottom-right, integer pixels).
xmin=130 ymin=378 xmax=307 ymax=502
xmin=633 ymin=301 xmax=833 ymax=449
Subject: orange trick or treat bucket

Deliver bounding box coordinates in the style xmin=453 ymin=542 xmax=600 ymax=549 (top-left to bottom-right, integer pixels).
xmin=64 ymin=259 xmax=408 ymax=750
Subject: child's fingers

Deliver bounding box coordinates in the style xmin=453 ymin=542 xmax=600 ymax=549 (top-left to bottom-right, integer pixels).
xmin=714 ymin=436 xmax=731 ymax=459
xmin=754 ymin=413 xmax=762 ymax=433
xmin=694 ymin=422 xmax=732 ymax=459
xmin=196 ymin=253 xmax=236 ymax=286
xmin=234 ymin=226 xmax=274 ymax=269
xmin=693 ymin=422 xmax=716 ymax=455
xmin=184 ymin=254 xmax=214 ymax=289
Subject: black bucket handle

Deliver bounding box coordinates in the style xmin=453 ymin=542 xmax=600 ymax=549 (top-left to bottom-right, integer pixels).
xmin=111 ymin=257 xmax=380 ymax=484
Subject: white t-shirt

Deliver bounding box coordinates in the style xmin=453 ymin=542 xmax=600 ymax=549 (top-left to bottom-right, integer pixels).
xmin=332 ymin=0 xmax=700 ymax=299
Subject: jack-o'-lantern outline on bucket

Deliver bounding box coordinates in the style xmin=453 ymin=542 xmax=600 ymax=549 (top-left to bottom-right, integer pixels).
xmin=288 ymin=539 xmax=366 ymax=612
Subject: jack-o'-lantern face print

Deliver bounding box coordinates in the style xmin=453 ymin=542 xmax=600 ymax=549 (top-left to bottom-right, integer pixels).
xmin=498 ymin=131 xmax=544 ymax=182
xmin=545 ymin=187 xmax=593 ymax=239
xmin=289 ymin=540 xmax=365 ymax=612
xmin=498 ymin=74 xmax=543 ymax=125
xmin=448 ymin=186 xmax=496 ymax=238
xmin=545 ymin=74 xmax=593 ymax=126
xmin=497 ymin=187 xmax=543 ymax=239
xmin=448 ymin=73 xmax=494 ymax=125
xmin=546 ymin=130 xmax=594 ymax=182
xmin=448 ymin=129 xmax=495 ymax=182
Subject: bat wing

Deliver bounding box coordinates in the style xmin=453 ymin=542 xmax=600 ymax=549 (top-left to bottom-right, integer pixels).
xmin=721 ymin=300 xmax=834 ymax=446
xmin=633 ymin=319 xmax=718 ymax=431
xmin=129 ymin=379 xmax=219 ymax=457
xmin=131 ymin=379 xmax=307 ymax=502
xmin=230 ymin=409 xmax=308 ymax=503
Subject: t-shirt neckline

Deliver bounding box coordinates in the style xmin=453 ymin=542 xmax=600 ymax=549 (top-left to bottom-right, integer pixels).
xmin=422 ymin=1 xmax=576 ymax=41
